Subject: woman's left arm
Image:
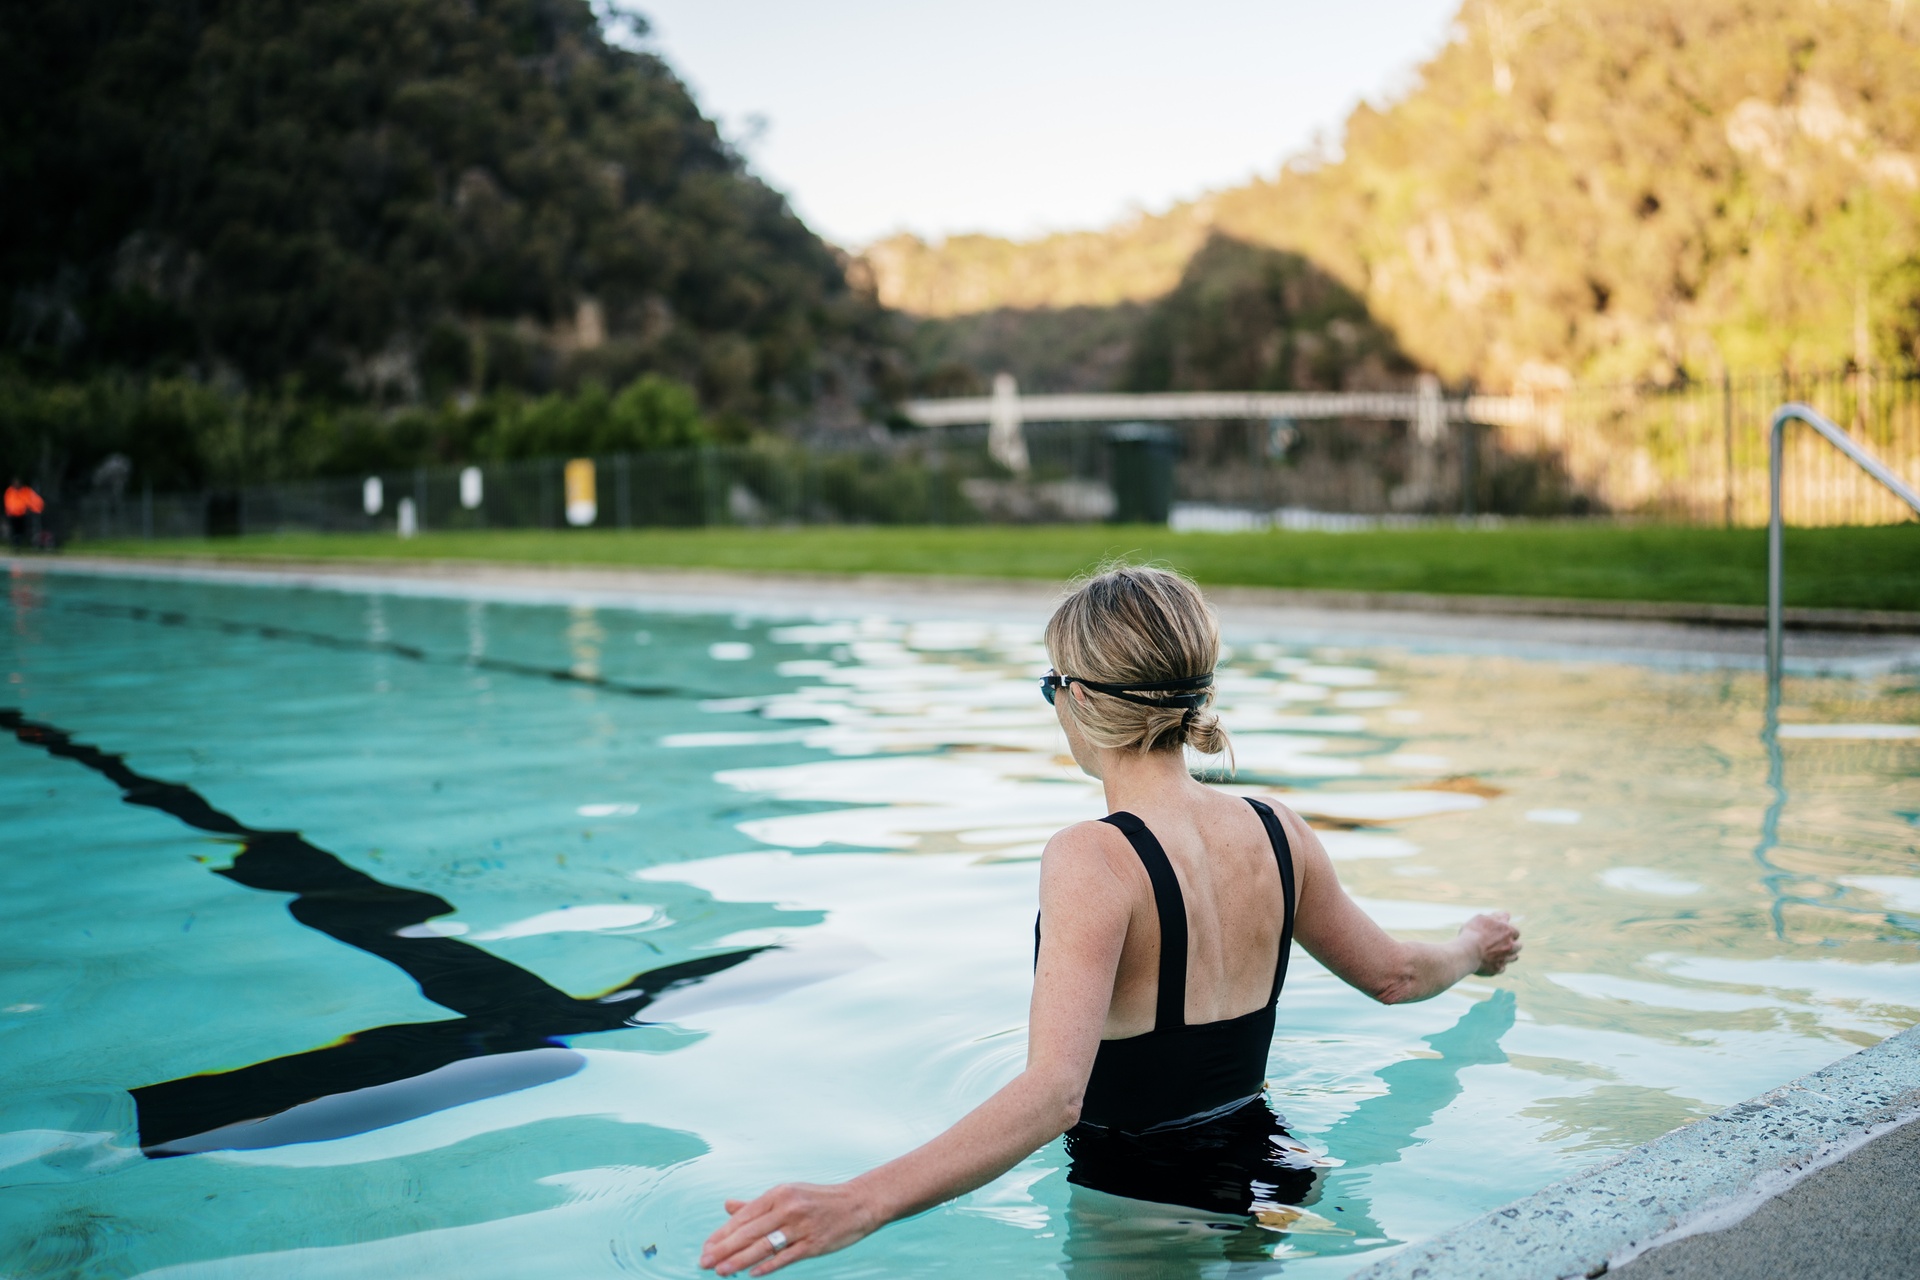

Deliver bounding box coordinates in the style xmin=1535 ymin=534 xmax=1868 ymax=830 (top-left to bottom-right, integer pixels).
xmin=699 ymin=823 xmax=1131 ymax=1277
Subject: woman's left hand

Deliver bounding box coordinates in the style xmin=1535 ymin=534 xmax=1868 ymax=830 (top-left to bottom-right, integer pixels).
xmin=699 ymin=1181 xmax=882 ymax=1276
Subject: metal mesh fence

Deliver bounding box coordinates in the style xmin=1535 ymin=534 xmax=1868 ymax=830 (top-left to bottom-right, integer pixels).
xmin=58 ymin=367 xmax=1920 ymax=541
xmin=1493 ymin=366 xmax=1920 ymax=527
xmin=69 ymin=439 xmax=994 ymax=541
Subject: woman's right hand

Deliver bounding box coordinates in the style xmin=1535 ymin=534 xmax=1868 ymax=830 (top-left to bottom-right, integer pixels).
xmin=700 ymin=1182 xmax=882 ymax=1276
xmin=1459 ymin=912 xmax=1522 ymax=976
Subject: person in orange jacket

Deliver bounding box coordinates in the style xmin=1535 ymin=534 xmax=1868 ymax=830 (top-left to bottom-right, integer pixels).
xmin=5 ymin=478 xmax=45 ymax=550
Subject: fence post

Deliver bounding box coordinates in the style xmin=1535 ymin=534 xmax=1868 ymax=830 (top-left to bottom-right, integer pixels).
xmin=616 ymin=453 xmax=632 ymax=528
xmin=414 ymin=467 xmax=428 ymax=533
xmin=698 ymin=445 xmax=716 ymax=526
xmin=929 ymin=428 xmax=945 ymax=525
xmin=1255 ymin=421 xmax=1270 ymax=515
xmin=141 ymin=480 xmax=153 ymax=540
xmin=1721 ymin=371 xmax=1734 ymax=528
xmin=1459 ymin=420 xmax=1477 ymax=516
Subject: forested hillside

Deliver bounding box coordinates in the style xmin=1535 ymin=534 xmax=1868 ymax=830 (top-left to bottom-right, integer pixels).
xmin=1 ymin=0 xmax=898 ymax=489
xmin=879 ymin=0 xmax=1920 ymax=394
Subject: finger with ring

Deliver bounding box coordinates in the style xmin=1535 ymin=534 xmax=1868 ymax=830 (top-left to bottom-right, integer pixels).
xmin=766 ymin=1229 xmax=789 ymax=1252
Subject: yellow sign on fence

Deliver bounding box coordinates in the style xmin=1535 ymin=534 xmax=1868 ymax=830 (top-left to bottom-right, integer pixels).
xmin=564 ymin=458 xmax=597 ymax=527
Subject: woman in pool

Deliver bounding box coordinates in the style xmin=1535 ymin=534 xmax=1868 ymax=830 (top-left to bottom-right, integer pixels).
xmin=700 ymin=565 xmax=1521 ymax=1276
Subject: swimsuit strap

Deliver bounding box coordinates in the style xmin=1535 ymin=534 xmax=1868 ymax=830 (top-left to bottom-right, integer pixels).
xmin=1244 ymin=798 xmax=1298 ymax=1006
xmin=1100 ymin=812 xmax=1189 ymax=1032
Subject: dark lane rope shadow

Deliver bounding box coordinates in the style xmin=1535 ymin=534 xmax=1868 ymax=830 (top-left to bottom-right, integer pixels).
xmin=2 ymin=708 xmax=767 ymax=1157
xmin=59 ymin=599 xmax=713 ymax=700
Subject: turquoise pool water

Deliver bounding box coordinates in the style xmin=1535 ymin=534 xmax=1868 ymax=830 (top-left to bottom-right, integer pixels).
xmin=3 ymin=568 xmax=1916 ymax=1278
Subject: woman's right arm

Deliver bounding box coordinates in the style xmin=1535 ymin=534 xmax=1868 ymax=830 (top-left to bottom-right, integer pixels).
xmin=697 ymin=821 xmax=1132 ymax=1276
xmin=1278 ymin=806 xmax=1521 ymax=1004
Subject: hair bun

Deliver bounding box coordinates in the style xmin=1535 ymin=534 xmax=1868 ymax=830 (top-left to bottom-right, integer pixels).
xmin=1184 ymin=708 xmax=1231 ymax=758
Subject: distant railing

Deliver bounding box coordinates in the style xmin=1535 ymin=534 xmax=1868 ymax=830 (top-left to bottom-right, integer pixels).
xmin=1490 ymin=366 xmax=1920 ymax=527
xmin=54 ymin=367 xmax=1920 ymax=541
xmin=899 ymin=365 xmax=1920 ymax=527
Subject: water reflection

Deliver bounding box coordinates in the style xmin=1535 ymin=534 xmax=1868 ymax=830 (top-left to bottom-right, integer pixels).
xmin=696 ymin=614 xmax=1917 ymax=1265
xmin=718 ymin=615 xmax=1918 ymax=980
xmin=2 ymin=579 xmax=1914 ymax=1279
xmin=1308 ymin=991 xmax=1516 ymax=1234
xmin=55 ymin=596 xmax=696 ymax=698
xmin=566 ymin=604 xmax=603 ymax=681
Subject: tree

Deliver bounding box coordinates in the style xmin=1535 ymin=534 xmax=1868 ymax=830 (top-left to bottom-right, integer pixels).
xmin=0 ymin=0 xmax=899 ymax=424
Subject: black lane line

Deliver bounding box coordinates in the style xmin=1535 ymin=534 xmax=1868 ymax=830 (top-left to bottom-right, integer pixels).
xmin=2 ymin=708 xmax=766 ymax=1156
xmin=59 ymin=599 xmax=707 ymax=699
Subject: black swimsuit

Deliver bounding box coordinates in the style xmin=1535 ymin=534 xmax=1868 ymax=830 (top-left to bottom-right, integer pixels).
xmin=1041 ymin=797 xmax=1320 ymax=1216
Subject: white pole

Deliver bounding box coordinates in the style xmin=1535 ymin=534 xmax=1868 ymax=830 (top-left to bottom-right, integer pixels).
xmin=987 ymin=372 xmax=1030 ymax=474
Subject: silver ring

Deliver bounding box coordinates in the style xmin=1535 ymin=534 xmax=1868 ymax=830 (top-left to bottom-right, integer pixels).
xmin=766 ymin=1229 xmax=789 ymax=1252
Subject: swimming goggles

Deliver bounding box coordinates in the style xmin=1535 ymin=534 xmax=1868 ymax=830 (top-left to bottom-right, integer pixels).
xmin=1040 ymin=668 xmax=1214 ymax=709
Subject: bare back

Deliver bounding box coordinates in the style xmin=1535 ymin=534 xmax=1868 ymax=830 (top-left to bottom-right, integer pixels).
xmin=1090 ymin=784 xmax=1294 ymax=1039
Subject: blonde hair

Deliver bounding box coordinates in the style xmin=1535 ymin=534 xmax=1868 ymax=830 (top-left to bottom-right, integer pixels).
xmin=1044 ymin=563 xmax=1230 ymax=760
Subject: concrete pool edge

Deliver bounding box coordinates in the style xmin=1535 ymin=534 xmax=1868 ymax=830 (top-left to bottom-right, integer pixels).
xmin=17 ymin=550 xmax=1920 ymax=632
xmin=1348 ymin=1022 xmax=1920 ymax=1280
xmin=13 ymin=554 xmax=1920 ymax=675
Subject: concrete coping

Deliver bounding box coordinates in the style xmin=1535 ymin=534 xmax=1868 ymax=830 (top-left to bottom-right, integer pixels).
xmin=14 ymin=553 xmax=1920 ymax=678
xmin=1203 ymin=585 xmax=1920 ymax=635
xmin=13 ymin=551 xmax=1920 ymax=634
xmin=1349 ymin=1023 xmax=1920 ymax=1280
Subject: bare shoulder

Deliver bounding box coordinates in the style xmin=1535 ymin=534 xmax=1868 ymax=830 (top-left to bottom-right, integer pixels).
xmin=1042 ymin=818 xmax=1129 ymax=866
xmin=1243 ymin=795 xmax=1332 ymax=892
xmin=1039 ymin=819 xmax=1137 ymax=890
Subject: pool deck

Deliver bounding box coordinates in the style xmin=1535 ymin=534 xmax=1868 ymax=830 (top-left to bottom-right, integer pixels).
xmin=12 ymin=551 xmax=1920 ymax=1276
xmin=1609 ymin=1116 xmax=1920 ymax=1280
xmin=1350 ymin=1023 xmax=1920 ymax=1280
xmin=11 ymin=552 xmax=1920 ymax=676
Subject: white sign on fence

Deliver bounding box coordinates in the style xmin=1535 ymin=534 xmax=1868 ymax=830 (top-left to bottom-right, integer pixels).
xmin=362 ymin=476 xmax=383 ymax=516
xmin=459 ymin=466 xmax=483 ymax=510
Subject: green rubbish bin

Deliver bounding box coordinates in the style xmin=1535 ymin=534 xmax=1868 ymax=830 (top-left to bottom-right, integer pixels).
xmin=1107 ymin=423 xmax=1180 ymax=524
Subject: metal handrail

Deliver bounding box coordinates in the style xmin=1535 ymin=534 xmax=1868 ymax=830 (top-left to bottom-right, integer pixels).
xmin=1754 ymin=404 xmax=1920 ymax=940
xmin=1767 ymin=402 xmax=1920 ymax=676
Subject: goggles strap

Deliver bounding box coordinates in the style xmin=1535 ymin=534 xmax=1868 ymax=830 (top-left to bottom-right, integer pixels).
xmin=1068 ymin=672 xmax=1213 ymax=710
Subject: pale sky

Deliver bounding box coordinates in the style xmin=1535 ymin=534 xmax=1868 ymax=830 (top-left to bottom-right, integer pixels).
xmin=625 ymin=0 xmax=1464 ymax=248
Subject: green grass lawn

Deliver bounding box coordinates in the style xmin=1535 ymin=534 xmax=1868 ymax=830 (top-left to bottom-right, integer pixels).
xmin=72 ymin=523 xmax=1920 ymax=611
